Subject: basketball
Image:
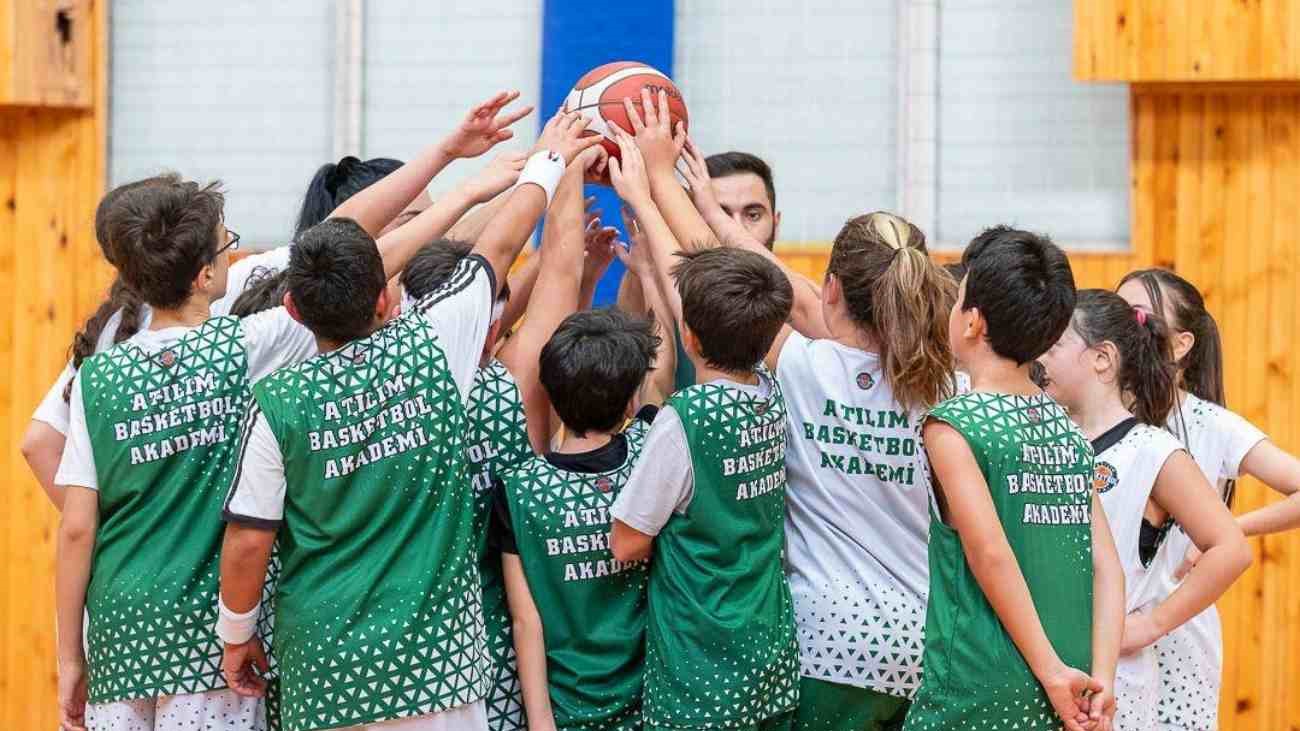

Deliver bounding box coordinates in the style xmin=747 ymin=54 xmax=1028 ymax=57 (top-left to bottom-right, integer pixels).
xmin=562 ymin=61 xmax=689 ymax=160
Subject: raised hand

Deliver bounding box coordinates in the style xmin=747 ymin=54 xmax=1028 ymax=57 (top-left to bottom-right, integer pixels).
xmin=615 ymin=88 xmax=687 ymax=178
xmin=679 ymin=137 xmax=721 ymax=215
xmin=607 ymin=129 xmax=653 ymax=208
xmin=583 ymin=216 xmax=619 ymax=279
xmin=440 ymin=90 xmax=534 ymax=160
xmin=459 ymin=150 xmax=528 ymax=204
xmin=534 ymin=108 xmax=605 ymax=165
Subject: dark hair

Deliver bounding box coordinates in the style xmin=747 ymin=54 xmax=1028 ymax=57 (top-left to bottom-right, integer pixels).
xmin=287 ymin=218 xmax=386 ymax=342
xmin=706 ymin=152 xmax=776 ymax=211
xmin=961 ymin=226 xmax=1076 ymax=364
xmin=540 ymin=308 xmax=661 ymax=435
xmin=228 ymin=266 xmax=289 ymax=318
xmin=1117 ymin=268 xmax=1224 ymax=406
xmin=400 ymin=239 xmax=509 ymax=304
xmin=1071 ymin=289 xmax=1179 ymax=426
xmin=64 ymin=278 xmax=146 ymax=401
xmin=942 ymin=261 xmax=966 ymax=282
xmin=828 ymin=212 xmax=956 ymax=410
xmin=296 ymin=156 xmax=403 ymax=236
xmin=99 ymin=174 xmax=226 ymax=309
xmin=671 ymin=247 xmax=793 ymax=372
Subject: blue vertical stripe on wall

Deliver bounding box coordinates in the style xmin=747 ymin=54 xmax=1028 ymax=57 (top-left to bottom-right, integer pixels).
xmin=539 ymin=0 xmax=675 ymax=305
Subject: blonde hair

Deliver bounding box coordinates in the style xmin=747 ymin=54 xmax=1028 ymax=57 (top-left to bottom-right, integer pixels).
xmin=827 ymin=212 xmax=957 ymax=410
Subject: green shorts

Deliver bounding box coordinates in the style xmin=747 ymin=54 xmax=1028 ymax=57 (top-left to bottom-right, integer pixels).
xmin=645 ymin=710 xmax=794 ymax=731
xmin=791 ymin=677 xmax=910 ymax=731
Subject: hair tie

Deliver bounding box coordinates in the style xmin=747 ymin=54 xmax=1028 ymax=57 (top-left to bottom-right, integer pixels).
xmin=1134 ymin=307 xmax=1148 ymax=326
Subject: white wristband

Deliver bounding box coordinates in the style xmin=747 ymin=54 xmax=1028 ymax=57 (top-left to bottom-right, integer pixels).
xmin=215 ymin=596 xmax=260 ymax=645
xmin=517 ymin=149 xmax=566 ymax=206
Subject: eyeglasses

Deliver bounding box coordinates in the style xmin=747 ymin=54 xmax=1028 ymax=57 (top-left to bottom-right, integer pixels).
xmin=213 ymin=229 xmax=241 ymax=259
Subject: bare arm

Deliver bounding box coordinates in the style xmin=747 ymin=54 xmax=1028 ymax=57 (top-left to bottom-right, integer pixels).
xmin=496 ymin=149 xmax=602 ymax=451
xmin=609 ymin=132 xmax=684 ymax=326
xmin=22 ymin=421 xmax=67 ymax=510
xmin=331 ymin=91 xmax=531 ymax=237
xmin=218 ymin=524 xmax=277 ymax=697
xmin=614 ymin=238 xmax=676 ymax=408
xmin=1088 ymin=490 xmax=1124 ymax=730
xmin=55 ymin=486 xmax=97 ymax=731
xmin=499 ymin=250 xmax=540 ymax=336
xmin=1236 ymin=440 xmax=1300 ymax=536
xmin=503 ymin=553 xmax=557 ymax=731
xmin=610 ymin=520 xmax=654 ymax=563
xmin=925 ymin=421 xmax=1096 ymax=731
xmin=1129 ymin=452 xmax=1251 ymax=652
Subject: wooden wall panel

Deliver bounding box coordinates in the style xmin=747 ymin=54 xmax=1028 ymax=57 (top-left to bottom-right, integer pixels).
xmin=0 ymin=1 xmax=107 ymax=729
xmin=1076 ymin=0 xmax=1300 ymax=81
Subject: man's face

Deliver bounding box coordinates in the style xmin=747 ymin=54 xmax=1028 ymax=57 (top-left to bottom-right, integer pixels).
xmin=712 ymin=172 xmax=778 ymax=249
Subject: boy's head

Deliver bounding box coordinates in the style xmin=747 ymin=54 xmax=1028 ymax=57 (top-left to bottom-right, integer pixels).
xmin=671 ymin=247 xmax=793 ymax=373
xmin=705 ymin=152 xmax=779 ymax=249
xmin=540 ymin=308 xmax=661 ymax=436
xmin=399 ymin=239 xmax=511 ymax=361
xmin=953 ymin=225 xmax=1075 ymax=365
xmin=285 ymin=218 xmax=387 ymax=344
xmin=98 ymin=174 xmax=232 ymax=308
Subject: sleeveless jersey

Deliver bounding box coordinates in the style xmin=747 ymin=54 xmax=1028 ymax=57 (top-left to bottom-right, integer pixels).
xmin=1152 ymin=394 xmax=1264 ymax=730
xmin=499 ymin=419 xmax=653 ymax=729
xmin=466 ymin=358 xmax=533 ymax=731
xmin=254 ymin=312 xmax=487 ymax=731
xmin=78 ymin=316 xmax=250 ymax=704
xmin=643 ymin=372 xmax=800 ymax=728
xmin=902 ymin=392 xmax=1094 ymax=731
xmin=777 ymin=333 xmax=930 ymax=698
xmin=1093 ymin=422 xmax=1183 ymax=731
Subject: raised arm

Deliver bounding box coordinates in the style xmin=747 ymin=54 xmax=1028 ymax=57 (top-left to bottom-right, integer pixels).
xmin=330 ymin=91 xmax=532 ymax=237
xmin=497 ymin=146 xmax=605 ymax=451
xmin=470 ymin=109 xmax=604 ymax=294
xmin=615 ymin=235 xmax=676 ymax=407
xmin=925 ymin=421 xmax=1097 ymax=731
xmin=609 ymin=131 xmax=684 ymax=325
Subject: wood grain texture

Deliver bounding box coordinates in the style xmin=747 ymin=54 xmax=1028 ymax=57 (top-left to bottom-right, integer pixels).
xmin=1076 ymin=0 xmax=1300 ymax=81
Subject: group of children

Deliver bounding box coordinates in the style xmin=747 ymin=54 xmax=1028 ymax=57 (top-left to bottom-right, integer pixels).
xmin=24 ymin=88 xmax=1300 ymax=731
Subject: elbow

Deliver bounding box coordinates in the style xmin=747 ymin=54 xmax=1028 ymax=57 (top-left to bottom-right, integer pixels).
xmin=510 ymin=605 xmax=544 ymax=639
xmin=610 ymin=538 xmax=649 ymax=564
xmin=19 ymin=425 xmax=49 ymax=466
xmin=967 ymin=541 xmax=1017 ymax=577
xmin=58 ymin=513 xmax=95 ymax=547
xmin=1225 ymin=538 xmax=1254 ymax=578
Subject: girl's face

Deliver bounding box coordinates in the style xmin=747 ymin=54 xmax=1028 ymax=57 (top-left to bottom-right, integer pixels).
xmin=1036 ymin=322 xmax=1097 ymax=411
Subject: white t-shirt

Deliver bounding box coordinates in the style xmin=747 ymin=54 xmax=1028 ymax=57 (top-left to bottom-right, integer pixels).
xmin=53 ymin=306 xmax=317 ymax=492
xmin=1150 ymin=393 xmax=1265 ymax=731
xmin=223 ymin=258 xmax=495 ymax=525
xmin=1092 ymin=421 xmax=1183 ymax=731
xmin=31 ymin=247 xmax=292 ymax=435
xmin=774 ymin=332 xmax=931 ymax=697
xmin=610 ymin=374 xmax=774 ymax=535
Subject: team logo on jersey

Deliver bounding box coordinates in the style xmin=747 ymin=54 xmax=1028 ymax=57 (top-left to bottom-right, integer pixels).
xmin=856 ymin=372 xmax=875 ymax=390
xmin=351 ymin=350 xmax=367 ymax=365
xmin=1025 ymin=406 xmax=1042 ymax=423
xmin=754 ymin=401 xmax=769 ymax=416
xmin=158 ymin=350 xmax=177 ymax=368
xmin=595 ymin=477 xmax=613 ymax=493
xmin=1093 ymin=461 xmax=1119 ymax=494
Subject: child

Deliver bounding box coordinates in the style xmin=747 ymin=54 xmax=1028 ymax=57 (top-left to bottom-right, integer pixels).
xmin=901 ymin=227 xmax=1126 ymax=731
xmin=1037 ymin=289 xmax=1250 ymax=730
xmin=1117 ymin=269 xmax=1300 ymax=731
xmin=216 ymin=112 xmax=601 ymax=731
xmin=396 ymin=153 xmax=616 ymax=731
xmin=496 ymin=283 xmax=675 ymax=729
xmin=52 ymin=92 xmax=531 ymax=731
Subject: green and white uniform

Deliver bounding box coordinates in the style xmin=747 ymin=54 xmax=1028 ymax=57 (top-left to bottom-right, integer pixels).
xmin=495 ymin=409 xmax=656 ymax=730
xmin=224 ymin=256 xmax=498 ymax=731
xmin=901 ymin=392 xmax=1094 ymax=731
xmin=466 ymin=359 xmax=533 ymax=731
xmin=613 ymin=371 xmax=799 ymax=729
xmin=775 ymin=333 xmax=933 ymax=729
xmin=1089 ymin=419 xmax=1183 ymax=731
xmin=55 ymin=303 xmax=316 ymax=729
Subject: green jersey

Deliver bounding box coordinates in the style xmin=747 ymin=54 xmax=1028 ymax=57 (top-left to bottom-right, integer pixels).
xmin=225 ymin=258 xmax=498 ymax=730
xmin=498 ymin=415 xmax=654 ymax=730
xmin=902 ymin=392 xmax=1095 ymax=730
xmin=634 ymin=374 xmax=800 ymax=728
xmin=466 ymin=358 xmax=533 ymax=731
xmin=73 ymin=317 xmax=251 ymax=704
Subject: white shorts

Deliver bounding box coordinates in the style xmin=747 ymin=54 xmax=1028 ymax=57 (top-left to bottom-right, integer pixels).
xmin=348 ymin=701 xmax=487 ymax=731
xmin=85 ymin=688 xmax=263 ymax=730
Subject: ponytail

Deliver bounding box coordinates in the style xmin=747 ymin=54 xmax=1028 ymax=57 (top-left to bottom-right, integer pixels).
xmin=1118 ymin=268 xmax=1225 ymax=406
xmin=1072 ymin=289 xmax=1178 ymax=426
xmin=828 ymin=212 xmax=957 ymax=410
xmin=295 ymin=156 xmax=404 ymax=237
xmin=64 ymin=277 xmax=145 ymax=401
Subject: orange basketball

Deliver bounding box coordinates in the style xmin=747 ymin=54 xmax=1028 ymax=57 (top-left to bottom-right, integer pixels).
xmin=562 ymin=61 xmax=689 ymax=160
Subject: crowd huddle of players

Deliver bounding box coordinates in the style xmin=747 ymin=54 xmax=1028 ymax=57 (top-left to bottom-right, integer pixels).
xmin=27 ymin=87 xmax=1300 ymax=731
